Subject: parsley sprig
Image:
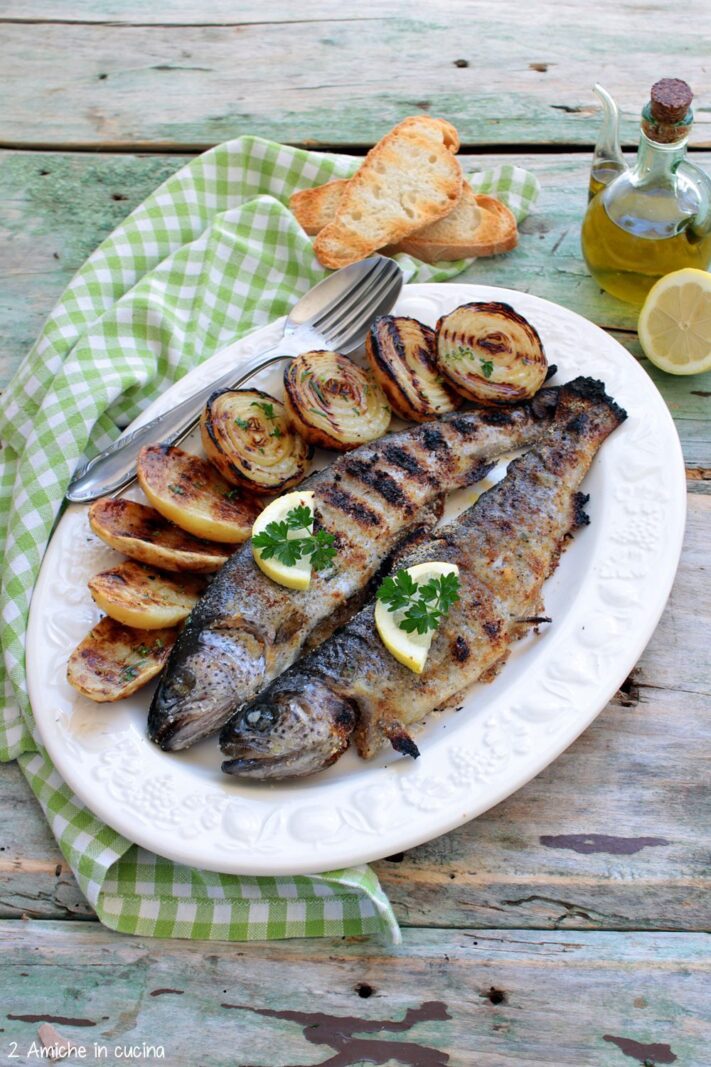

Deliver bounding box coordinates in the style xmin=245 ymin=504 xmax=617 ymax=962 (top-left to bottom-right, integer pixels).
xmin=252 ymin=505 xmax=336 ymax=572
xmin=251 ymin=400 xmax=277 ymax=420
xmin=376 ymin=568 xmax=460 ymax=635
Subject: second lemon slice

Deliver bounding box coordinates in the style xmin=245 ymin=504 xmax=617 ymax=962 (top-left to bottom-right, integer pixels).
xmin=638 ymin=267 xmax=711 ymax=375
xmin=375 ymin=561 xmax=460 ymax=674
xmin=252 ymin=490 xmax=315 ymax=590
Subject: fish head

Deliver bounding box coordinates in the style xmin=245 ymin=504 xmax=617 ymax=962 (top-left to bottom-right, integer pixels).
xmin=148 ymin=626 xmax=267 ymax=750
xmin=220 ymin=676 xmax=356 ymax=780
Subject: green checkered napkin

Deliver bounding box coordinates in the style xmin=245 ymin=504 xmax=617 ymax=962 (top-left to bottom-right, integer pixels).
xmin=0 ymin=136 xmax=539 ymax=941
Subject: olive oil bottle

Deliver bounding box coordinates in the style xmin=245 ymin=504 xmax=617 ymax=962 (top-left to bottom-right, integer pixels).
xmin=581 ymin=79 xmax=711 ymax=305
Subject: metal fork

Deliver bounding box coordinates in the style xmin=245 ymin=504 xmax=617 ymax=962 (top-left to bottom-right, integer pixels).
xmin=65 ymin=255 xmax=403 ymax=503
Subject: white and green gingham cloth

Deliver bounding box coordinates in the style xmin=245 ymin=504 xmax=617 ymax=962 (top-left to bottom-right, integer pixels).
xmin=0 ymin=136 xmax=539 ymax=941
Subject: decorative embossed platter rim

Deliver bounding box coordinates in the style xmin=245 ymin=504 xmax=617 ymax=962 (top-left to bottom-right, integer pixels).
xmin=27 ymin=283 xmax=686 ymax=876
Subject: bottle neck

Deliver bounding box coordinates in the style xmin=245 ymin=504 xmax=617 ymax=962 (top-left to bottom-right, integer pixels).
xmin=634 ymin=130 xmax=687 ymax=182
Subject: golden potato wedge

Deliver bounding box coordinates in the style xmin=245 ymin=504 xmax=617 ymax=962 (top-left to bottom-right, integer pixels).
xmin=136 ymin=445 xmax=261 ymax=543
xmin=89 ymin=498 xmax=232 ymax=573
xmin=435 ymin=302 xmax=547 ymax=405
xmin=67 ymin=617 xmax=177 ymax=702
xmin=88 ymin=561 xmax=207 ymax=630
xmin=283 ymin=350 xmax=391 ymax=452
xmin=200 ymin=388 xmax=312 ymax=492
xmin=365 ymin=315 xmax=462 ymax=422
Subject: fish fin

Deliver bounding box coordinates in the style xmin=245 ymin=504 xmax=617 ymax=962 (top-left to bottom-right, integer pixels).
xmin=384 ymin=724 xmax=420 ymax=760
xmin=572 ymin=491 xmax=591 ymax=529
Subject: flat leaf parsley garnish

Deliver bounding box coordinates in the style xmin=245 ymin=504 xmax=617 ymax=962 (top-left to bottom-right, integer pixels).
xmin=376 ymin=568 xmax=460 ymax=635
xmin=252 ymin=505 xmax=336 ymax=572
xmin=480 ymin=358 xmax=494 ymax=379
xmin=251 ymin=400 xmax=277 ymax=420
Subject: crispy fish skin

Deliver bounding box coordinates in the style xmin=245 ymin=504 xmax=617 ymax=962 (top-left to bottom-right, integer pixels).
xmin=220 ymin=377 xmax=627 ymax=780
xmin=149 ymin=392 xmax=559 ymax=750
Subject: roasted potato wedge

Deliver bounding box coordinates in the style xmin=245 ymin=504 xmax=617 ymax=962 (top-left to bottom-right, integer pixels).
xmin=88 ymin=561 xmax=207 ymax=630
xmin=67 ymin=617 xmax=177 ymax=702
xmin=435 ymin=302 xmax=547 ymax=405
xmin=283 ymin=350 xmax=391 ymax=452
xmin=366 ymin=316 xmax=462 ymax=422
xmin=201 ymin=388 xmax=312 ymax=492
xmin=137 ymin=445 xmax=261 ymax=543
xmin=88 ymin=498 xmax=231 ymax=573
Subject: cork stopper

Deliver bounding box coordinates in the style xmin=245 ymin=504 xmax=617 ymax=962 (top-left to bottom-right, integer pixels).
xmin=642 ymin=78 xmax=693 ymax=144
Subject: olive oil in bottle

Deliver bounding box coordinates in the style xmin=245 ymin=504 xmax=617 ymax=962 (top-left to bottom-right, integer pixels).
xmin=581 ymin=79 xmax=711 ymax=305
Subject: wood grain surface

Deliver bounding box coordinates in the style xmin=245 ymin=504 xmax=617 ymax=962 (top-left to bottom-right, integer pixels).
xmin=1 ymin=4 xmax=710 ymax=1065
xmin=1 ymin=2 xmax=710 ymax=150
xmin=1 ymin=923 xmax=709 ymax=1066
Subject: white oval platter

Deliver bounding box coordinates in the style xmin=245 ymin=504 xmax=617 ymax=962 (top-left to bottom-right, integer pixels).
xmin=27 ymin=283 xmax=686 ymax=876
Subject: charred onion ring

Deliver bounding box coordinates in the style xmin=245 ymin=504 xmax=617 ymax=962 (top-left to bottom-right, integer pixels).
xmin=200 ymin=388 xmax=312 ymax=492
xmin=366 ymin=316 xmax=462 ymax=422
xmin=283 ymin=350 xmax=391 ymax=451
xmin=435 ymin=302 xmax=547 ymax=405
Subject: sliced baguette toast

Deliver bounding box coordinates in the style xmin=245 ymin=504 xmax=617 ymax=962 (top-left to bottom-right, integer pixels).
xmin=290 ymin=179 xmax=349 ymax=236
xmin=291 ymin=178 xmax=517 ymax=262
xmin=312 ymin=117 xmax=463 ymax=269
xmin=396 ymin=192 xmax=518 ymax=262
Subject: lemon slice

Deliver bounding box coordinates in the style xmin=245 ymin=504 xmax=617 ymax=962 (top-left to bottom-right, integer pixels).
xmin=252 ymin=490 xmax=315 ymax=590
xmin=375 ymin=561 xmax=459 ymax=674
xmin=638 ymin=268 xmax=711 ymax=375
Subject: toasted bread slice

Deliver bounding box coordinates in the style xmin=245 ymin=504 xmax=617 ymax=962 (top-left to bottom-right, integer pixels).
xmin=290 ymin=179 xmax=348 ymax=236
xmin=312 ymin=117 xmax=463 ymax=269
xmin=292 ymin=176 xmax=516 ymax=263
xmin=397 ymin=193 xmax=518 ymax=263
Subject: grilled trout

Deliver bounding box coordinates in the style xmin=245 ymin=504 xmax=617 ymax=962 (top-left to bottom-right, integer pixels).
xmin=149 ymin=392 xmax=558 ymax=749
xmin=220 ymin=377 xmax=626 ymax=780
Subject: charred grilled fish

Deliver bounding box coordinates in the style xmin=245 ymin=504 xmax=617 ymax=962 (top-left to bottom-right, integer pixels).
xmin=149 ymin=393 xmax=559 ymax=749
xmin=220 ymin=377 xmax=626 ymax=779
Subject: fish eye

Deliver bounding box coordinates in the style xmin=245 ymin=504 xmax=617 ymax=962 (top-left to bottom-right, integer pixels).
xmin=243 ymin=706 xmax=276 ymax=732
xmin=170 ymin=666 xmax=196 ymax=698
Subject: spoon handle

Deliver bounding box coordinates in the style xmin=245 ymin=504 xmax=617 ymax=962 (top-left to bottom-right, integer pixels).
xmin=65 ymin=343 xmax=289 ymax=503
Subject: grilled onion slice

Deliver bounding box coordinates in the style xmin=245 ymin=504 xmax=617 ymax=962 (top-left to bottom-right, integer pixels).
xmin=284 ymin=350 xmax=391 ymax=451
xmin=89 ymin=498 xmax=231 ymax=573
xmin=435 ymin=302 xmax=547 ymax=405
xmin=137 ymin=445 xmax=261 ymax=543
xmin=67 ymin=617 xmax=177 ymax=702
xmin=365 ymin=316 xmax=462 ymax=422
xmin=88 ymin=561 xmax=207 ymax=630
xmin=200 ymin=388 xmax=312 ymax=493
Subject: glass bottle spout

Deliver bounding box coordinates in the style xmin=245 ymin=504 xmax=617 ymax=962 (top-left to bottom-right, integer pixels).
xmin=589 ymin=84 xmax=627 ymax=199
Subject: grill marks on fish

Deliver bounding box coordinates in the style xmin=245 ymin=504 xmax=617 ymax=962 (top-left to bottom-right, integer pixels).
xmin=149 ymin=392 xmax=559 ymax=750
xmin=220 ymin=377 xmax=626 ymax=779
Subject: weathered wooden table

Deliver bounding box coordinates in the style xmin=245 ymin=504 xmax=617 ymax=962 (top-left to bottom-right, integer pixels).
xmin=1 ymin=4 xmax=709 ymax=1065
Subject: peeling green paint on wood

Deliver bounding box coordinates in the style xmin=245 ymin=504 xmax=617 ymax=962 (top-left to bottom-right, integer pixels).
xmin=0 ymin=923 xmax=708 ymax=1066
xmin=0 ymin=7 xmax=710 ymax=149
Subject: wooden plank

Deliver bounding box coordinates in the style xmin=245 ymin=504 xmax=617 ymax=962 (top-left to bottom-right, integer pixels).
xmin=0 ymin=5 xmax=710 ymax=149
xmin=1 ymin=148 xmax=709 ymax=472
xmin=1 ymin=500 xmax=707 ymax=927
xmin=0 ymin=151 xmax=189 ymax=383
xmin=1 ymin=921 xmax=708 ymax=1066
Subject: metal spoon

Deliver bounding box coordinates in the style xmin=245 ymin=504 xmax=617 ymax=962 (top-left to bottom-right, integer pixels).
xmin=65 ymin=255 xmax=403 ymax=503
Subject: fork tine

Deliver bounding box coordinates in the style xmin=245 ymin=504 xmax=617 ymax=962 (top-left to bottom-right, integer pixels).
xmin=325 ymin=265 xmax=402 ymax=349
xmin=310 ymin=258 xmax=389 ymax=335
xmin=318 ymin=262 xmax=400 ymax=344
